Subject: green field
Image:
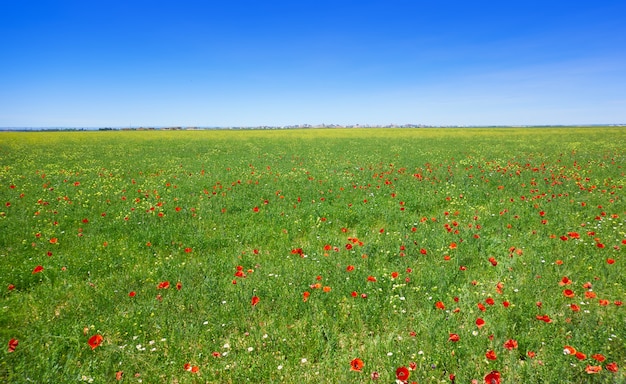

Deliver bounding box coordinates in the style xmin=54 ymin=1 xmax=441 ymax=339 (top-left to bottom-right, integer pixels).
xmin=1 ymin=128 xmax=625 ymax=383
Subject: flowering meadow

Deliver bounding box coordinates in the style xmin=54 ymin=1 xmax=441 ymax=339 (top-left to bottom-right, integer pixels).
xmin=1 ymin=128 xmax=625 ymax=383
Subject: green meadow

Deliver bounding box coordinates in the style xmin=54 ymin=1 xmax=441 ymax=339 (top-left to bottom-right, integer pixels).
xmin=1 ymin=127 xmax=625 ymax=383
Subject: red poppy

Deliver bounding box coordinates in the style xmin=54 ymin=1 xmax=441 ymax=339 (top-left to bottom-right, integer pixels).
xmin=591 ymin=353 xmax=605 ymax=362
xmin=503 ymin=339 xmax=518 ymax=350
xmin=346 ymin=265 xmax=355 ymax=272
xmin=184 ymin=247 xmax=192 ymax=253
xmin=575 ymin=351 xmax=586 ymax=360
xmin=49 ymin=238 xmax=58 ymax=244
xmin=563 ymin=289 xmax=575 ymax=298
xmin=88 ymin=334 xmax=103 ymax=350
xmin=251 ymin=296 xmax=260 ymax=306
xmin=563 ymin=345 xmax=576 ymax=355
xmin=585 ymin=365 xmax=602 ymax=374
xmin=559 ymin=276 xmax=572 ymax=286
xmin=128 ymin=291 xmax=136 ymax=297
xmin=176 ymin=281 xmax=182 ymax=290
xmin=367 ymin=276 xmax=377 ymax=282
xmin=476 ymin=318 xmax=485 ymax=328
xmin=606 ymin=362 xmax=618 ymax=372
xmin=448 ymin=333 xmax=460 ymax=342
xmin=585 ymin=291 xmax=596 ymax=299
xmin=8 ymin=284 xmax=15 ymax=291
xmin=484 ymin=370 xmax=500 ymax=384
xmin=350 ymin=357 xmax=364 ymax=371
xmin=435 ymin=301 xmax=445 ymax=310
xmin=477 ymin=303 xmax=486 ymax=312
xmin=488 ymin=257 xmax=497 ymax=266
xmin=396 ymin=366 xmax=410 ymax=381
xmin=8 ymin=338 xmax=18 ymax=353
xmin=115 ymin=371 xmax=123 ymax=380
xmin=303 ymin=291 xmax=310 ymax=302
xmin=32 ymin=265 xmax=44 ymax=274
xmin=485 ymin=297 xmax=495 ymax=306
xmin=485 ymin=350 xmax=497 ymax=360
xmin=157 ymin=281 xmax=170 ymax=289
xmin=391 ymin=271 xmax=399 ymax=279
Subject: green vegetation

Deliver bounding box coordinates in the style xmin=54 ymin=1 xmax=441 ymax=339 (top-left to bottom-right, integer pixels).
xmin=1 ymin=128 xmax=624 ymax=383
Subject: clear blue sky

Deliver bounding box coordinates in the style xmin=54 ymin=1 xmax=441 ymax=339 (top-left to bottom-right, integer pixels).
xmin=1 ymin=1 xmax=625 ymax=127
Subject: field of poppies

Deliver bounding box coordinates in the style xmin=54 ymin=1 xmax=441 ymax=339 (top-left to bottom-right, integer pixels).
xmin=1 ymin=127 xmax=624 ymax=383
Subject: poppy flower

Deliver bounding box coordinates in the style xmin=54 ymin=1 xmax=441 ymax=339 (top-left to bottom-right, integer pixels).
xmin=484 ymin=370 xmax=500 ymax=384
xmin=8 ymin=338 xmax=18 ymax=353
xmin=448 ymin=333 xmax=460 ymax=342
xmin=591 ymin=353 xmax=605 ymax=362
xmin=503 ymin=339 xmax=518 ymax=350
xmin=157 ymin=281 xmax=170 ymax=289
xmin=8 ymin=284 xmax=15 ymax=291
xmin=477 ymin=303 xmax=486 ymax=312
xmin=350 ymin=357 xmax=364 ymax=371
xmin=585 ymin=365 xmax=602 ymax=374
xmin=485 ymin=350 xmax=497 ymax=360
xmin=176 ymin=281 xmax=182 ymax=290
xmin=585 ymin=291 xmax=596 ymax=299
xmin=575 ymin=351 xmax=586 ymax=360
xmin=303 ymin=291 xmax=310 ymax=302
xmin=563 ymin=289 xmax=575 ymax=298
xmin=32 ymin=265 xmax=44 ymax=274
xmin=395 ymin=366 xmax=410 ymax=381
xmin=367 ymin=276 xmax=377 ymax=282
xmin=128 ymin=291 xmax=136 ymax=297
xmin=391 ymin=271 xmax=399 ymax=279
xmin=115 ymin=371 xmax=123 ymax=380
xmin=606 ymin=362 xmax=618 ymax=372
xmin=559 ymin=276 xmax=572 ymax=286
xmin=485 ymin=297 xmax=495 ymax=306
xmin=435 ymin=301 xmax=445 ymax=310
xmin=88 ymin=334 xmax=103 ymax=350
xmin=251 ymin=296 xmax=260 ymax=306
xmin=476 ymin=318 xmax=485 ymax=328
xmin=346 ymin=265 xmax=355 ymax=272
xmin=563 ymin=345 xmax=576 ymax=355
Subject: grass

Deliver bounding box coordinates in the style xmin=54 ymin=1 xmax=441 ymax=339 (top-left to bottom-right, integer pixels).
xmin=0 ymin=127 xmax=625 ymax=383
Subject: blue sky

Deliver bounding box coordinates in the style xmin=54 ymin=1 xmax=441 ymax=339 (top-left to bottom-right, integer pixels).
xmin=1 ymin=1 xmax=625 ymax=127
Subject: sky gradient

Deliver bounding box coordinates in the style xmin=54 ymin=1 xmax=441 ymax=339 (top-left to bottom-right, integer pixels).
xmin=1 ymin=1 xmax=625 ymax=127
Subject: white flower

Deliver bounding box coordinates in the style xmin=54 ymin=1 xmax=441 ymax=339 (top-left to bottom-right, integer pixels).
xmin=301 ymin=358 xmax=308 ymax=364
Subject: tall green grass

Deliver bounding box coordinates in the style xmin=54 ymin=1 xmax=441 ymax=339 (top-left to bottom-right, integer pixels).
xmin=1 ymin=128 xmax=624 ymax=383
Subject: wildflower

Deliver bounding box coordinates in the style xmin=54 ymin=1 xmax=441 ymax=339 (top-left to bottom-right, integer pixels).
xmin=484 ymin=370 xmax=500 ymax=384
xmin=503 ymin=339 xmax=518 ymax=350
xmin=346 ymin=265 xmax=355 ymax=272
xmin=476 ymin=318 xmax=485 ymax=328
xmin=157 ymin=281 xmax=170 ymax=289
xmin=395 ymin=366 xmax=410 ymax=381
xmin=350 ymin=357 xmax=364 ymax=371
xmin=606 ymin=362 xmax=618 ymax=372
xmin=251 ymin=296 xmax=260 ymax=306
xmin=585 ymin=365 xmax=602 ymax=374
xmin=563 ymin=345 xmax=576 ymax=355
xmin=8 ymin=338 xmax=18 ymax=352
xmin=485 ymin=350 xmax=497 ymax=360
xmin=448 ymin=333 xmax=460 ymax=342
xmin=591 ymin=353 xmax=605 ymax=362
xmin=563 ymin=289 xmax=575 ymax=298
xmin=128 ymin=291 xmax=136 ymax=297
xmin=88 ymin=334 xmax=103 ymax=350
xmin=435 ymin=301 xmax=445 ymax=310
